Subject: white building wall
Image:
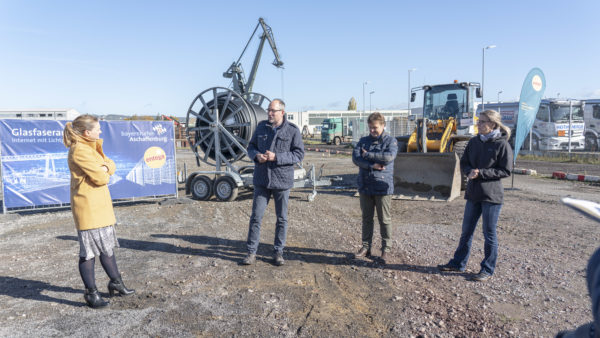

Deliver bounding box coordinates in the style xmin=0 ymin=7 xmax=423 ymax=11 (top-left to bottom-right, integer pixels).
xmin=0 ymin=109 xmax=81 ymax=120
xmin=286 ymin=109 xmax=410 ymax=135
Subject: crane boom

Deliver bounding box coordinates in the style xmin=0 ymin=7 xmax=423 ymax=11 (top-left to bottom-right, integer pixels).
xmin=222 ymin=17 xmax=284 ymax=94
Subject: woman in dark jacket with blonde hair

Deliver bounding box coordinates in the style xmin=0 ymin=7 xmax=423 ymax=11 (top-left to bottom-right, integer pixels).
xmin=438 ymin=110 xmax=513 ymax=281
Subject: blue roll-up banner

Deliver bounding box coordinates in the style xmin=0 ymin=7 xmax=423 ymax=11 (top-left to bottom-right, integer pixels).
xmin=0 ymin=120 xmax=177 ymax=211
xmin=514 ymin=68 xmax=546 ymax=160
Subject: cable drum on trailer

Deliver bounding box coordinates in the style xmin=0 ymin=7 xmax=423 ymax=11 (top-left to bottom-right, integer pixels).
xmin=185 ymin=87 xmax=270 ymax=167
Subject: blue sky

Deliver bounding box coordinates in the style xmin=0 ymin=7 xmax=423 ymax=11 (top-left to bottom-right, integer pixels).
xmin=1 ymin=0 xmax=598 ymax=116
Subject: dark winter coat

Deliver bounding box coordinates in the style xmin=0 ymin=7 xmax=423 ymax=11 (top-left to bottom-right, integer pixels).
xmin=247 ymin=118 xmax=305 ymax=190
xmin=353 ymin=133 xmax=398 ymax=195
xmin=461 ymin=131 xmax=513 ymax=204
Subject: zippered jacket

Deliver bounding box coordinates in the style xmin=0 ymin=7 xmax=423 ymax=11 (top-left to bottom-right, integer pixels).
xmin=461 ymin=132 xmax=513 ymax=204
xmin=352 ymin=133 xmax=398 ymax=195
xmin=247 ymin=118 xmax=305 ymax=190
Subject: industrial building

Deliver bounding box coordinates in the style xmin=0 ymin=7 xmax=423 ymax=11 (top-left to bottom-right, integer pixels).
xmin=285 ymin=109 xmax=410 ymax=135
xmin=0 ymin=109 xmax=80 ymax=120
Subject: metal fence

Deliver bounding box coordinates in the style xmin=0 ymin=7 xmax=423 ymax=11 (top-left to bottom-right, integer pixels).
xmin=351 ymin=116 xmax=415 ymax=145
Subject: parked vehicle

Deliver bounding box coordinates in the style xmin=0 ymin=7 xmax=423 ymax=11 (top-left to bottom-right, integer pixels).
xmin=583 ymin=99 xmax=600 ymax=151
xmin=321 ymin=117 xmax=352 ymax=145
xmin=394 ymin=80 xmax=482 ymax=201
xmin=480 ymin=99 xmax=585 ymax=151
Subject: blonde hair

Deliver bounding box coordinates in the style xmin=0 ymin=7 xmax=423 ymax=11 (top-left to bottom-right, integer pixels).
xmin=63 ymin=114 xmax=99 ymax=147
xmin=480 ymin=110 xmax=511 ymax=139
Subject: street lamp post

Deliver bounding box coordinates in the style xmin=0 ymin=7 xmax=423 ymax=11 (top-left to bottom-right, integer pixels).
xmin=497 ymin=90 xmax=503 ymax=114
xmin=408 ymin=68 xmax=417 ymax=117
xmin=362 ymin=81 xmax=369 ymax=118
xmin=481 ymin=45 xmax=496 ymax=111
xmin=369 ymin=91 xmax=375 ymax=113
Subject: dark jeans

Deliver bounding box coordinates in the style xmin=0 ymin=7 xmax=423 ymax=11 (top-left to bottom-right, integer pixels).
xmin=449 ymin=200 xmax=502 ymax=275
xmin=246 ymin=185 xmax=290 ymax=255
xmin=359 ymin=193 xmax=392 ymax=252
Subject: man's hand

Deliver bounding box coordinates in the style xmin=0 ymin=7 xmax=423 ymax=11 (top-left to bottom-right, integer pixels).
xmin=468 ymin=168 xmax=479 ymax=179
xmin=256 ymin=153 xmax=268 ymax=163
xmin=373 ymin=163 xmax=385 ymax=170
xmin=361 ymin=147 xmax=367 ymax=157
xmin=265 ymin=150 xmax=276 ymax=162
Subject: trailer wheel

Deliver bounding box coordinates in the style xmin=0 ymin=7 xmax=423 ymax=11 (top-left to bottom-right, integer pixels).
xmin=190 ymin=175 xmax=213 ymax=201
xmin=453 ymin=141 xmax=468 ymax=190
xmin=214 ymin=176 xmax=238 ymax=202
xmin=586 ymin=134 xmax=598 ymax=152
xmin=333 ymin=136 xmax=341 ymax=145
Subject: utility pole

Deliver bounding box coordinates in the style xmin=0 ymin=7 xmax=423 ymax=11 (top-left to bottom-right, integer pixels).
xmin=481 ymin=45 xmax=496 ymax=110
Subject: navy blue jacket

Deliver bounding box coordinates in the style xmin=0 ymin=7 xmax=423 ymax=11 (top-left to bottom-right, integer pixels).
xmin=353 ymin=133 xmax=398 ymax=195
xmin=461 ymin=132 xmax=513 ymax=204
xmin=247 ymin=118 xmax=305 ymax=190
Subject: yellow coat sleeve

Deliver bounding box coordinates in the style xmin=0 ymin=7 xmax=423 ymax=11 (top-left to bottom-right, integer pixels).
xmin=104 ymin=157 xmax=116 ymax=175
xmin=72 ymin=146 xmax=111 ymax=186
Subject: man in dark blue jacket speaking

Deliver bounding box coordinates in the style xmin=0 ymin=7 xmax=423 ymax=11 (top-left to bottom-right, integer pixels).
xmin=242 ymin=99 xmax=304 ymax=266
xmin=352 ymin=112 xmax=398 ymax=264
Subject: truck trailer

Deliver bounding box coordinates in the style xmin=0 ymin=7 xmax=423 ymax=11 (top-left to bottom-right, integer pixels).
xmin=321 ymin=117 xmax=352 ymax=145
xmin=478 ymin=99 xmax=585 ymax=151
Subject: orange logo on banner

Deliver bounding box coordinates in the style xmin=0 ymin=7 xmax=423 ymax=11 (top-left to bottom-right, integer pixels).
xmin=144 ymin=147 xmax=166 ymax=168
xmin=532 ymin=75 xmax=543 ymax=91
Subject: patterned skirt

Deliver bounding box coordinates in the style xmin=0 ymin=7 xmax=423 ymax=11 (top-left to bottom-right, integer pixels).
xmin=77 ymin=225 xmax=120 ymax=260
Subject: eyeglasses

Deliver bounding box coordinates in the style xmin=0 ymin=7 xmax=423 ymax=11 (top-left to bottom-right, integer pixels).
xmin=477 ymin=119 xmax=491 ymax=124
xmin=267 ymin=109 xmax=282 ymax=113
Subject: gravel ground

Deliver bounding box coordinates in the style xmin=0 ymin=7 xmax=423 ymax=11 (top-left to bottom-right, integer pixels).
xmin=0 ymin=148 xmax=599 ymax=337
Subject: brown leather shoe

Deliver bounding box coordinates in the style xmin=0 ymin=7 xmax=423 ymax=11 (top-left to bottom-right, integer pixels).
xmin=380 ymin=251 xmax=388 ymax=264
xmin=354 ymin=247 xmax=371 ymax=258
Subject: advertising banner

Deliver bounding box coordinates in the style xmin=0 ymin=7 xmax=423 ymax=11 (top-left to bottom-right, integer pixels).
xmin=515 ymin=68 xmax=546 ymax=159
xmin=0 ymin=120 xmax=176 ymax=211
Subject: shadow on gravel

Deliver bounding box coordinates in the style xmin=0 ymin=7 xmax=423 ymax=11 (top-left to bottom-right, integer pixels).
xmin=0 ymin=276 xmax=83 ymax=307
xmin=57 ymin=235 xmax=460 ymax=275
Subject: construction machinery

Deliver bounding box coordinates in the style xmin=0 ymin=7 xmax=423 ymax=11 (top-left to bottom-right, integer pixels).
xmin=182 ymin=18 xmax=333 ymax=202
xmin=394 ymin=81 xmax=482 ymax=201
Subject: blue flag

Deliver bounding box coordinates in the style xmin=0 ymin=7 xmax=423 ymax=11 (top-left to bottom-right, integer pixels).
xmin=514 ymin=68 xmax=546 ymax=159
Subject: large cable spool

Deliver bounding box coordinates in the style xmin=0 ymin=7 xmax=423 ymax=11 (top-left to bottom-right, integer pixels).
xmin=185 ymin=87 xmax=271 ymax=168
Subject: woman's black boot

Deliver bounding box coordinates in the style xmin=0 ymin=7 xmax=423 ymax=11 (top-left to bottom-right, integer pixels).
xmin=84 ymin=288 xmax=109 ymax=308
xmin=108 ymin=275 xmax=135 ymax=297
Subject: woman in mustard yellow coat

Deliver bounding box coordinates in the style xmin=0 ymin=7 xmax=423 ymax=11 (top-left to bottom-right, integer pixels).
xmin=63 ymin=115 xmax=134 ymax=308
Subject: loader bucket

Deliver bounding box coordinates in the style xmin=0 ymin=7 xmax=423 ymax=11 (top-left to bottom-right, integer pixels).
xmin=393 ymin=152 xmax=462 ymax=202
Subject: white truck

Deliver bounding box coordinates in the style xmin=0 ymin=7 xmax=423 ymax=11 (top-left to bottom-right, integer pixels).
xmin=478 ymin=99 xmax=585 ymax=151
xmin=583 ymin=99 xmax=600 ymax=151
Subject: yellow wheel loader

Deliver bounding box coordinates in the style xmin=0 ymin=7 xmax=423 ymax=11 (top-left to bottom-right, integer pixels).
xmin=394 ymin=81 xmax=481 ymax=201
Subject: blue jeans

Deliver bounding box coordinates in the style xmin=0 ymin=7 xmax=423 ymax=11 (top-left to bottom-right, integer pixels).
xmin=449 ymin=200 xmax=502 ymax=275
xmin=246 ymin=185 xmax=290 ymax=255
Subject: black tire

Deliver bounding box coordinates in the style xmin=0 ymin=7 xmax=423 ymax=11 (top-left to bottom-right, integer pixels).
xmin=333 ymin=137 xmax=341 ymax=145
xmin=397 ymin=141 xmax=407 ymax=153
xmin=190 ymin=175 xmax=213 ymax=201
xmin=452 ymin=140 xmax=468 ymax=191
xmin=586 ymin=134 xmax=598 ymax=152
xmin=214 ymin=176 xmax=238 ymax=202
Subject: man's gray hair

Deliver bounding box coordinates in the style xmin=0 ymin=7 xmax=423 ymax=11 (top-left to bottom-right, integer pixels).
xmin=272 ymin=98 xmax=286 ymax=110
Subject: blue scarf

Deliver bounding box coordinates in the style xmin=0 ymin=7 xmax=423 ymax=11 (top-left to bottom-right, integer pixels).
xmin=479 ymin=128 xmax=500 ymax=142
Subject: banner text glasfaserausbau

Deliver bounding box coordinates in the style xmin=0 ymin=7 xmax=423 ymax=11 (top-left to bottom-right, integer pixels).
xmin=0 ymin=120 xmax=177 ymax=211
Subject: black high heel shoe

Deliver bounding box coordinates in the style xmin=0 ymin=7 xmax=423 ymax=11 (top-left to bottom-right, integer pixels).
xmin=84 ymin=288 xmax=109 ymax=308
xmin=108 ymin=275 xmax=135 ymax=297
